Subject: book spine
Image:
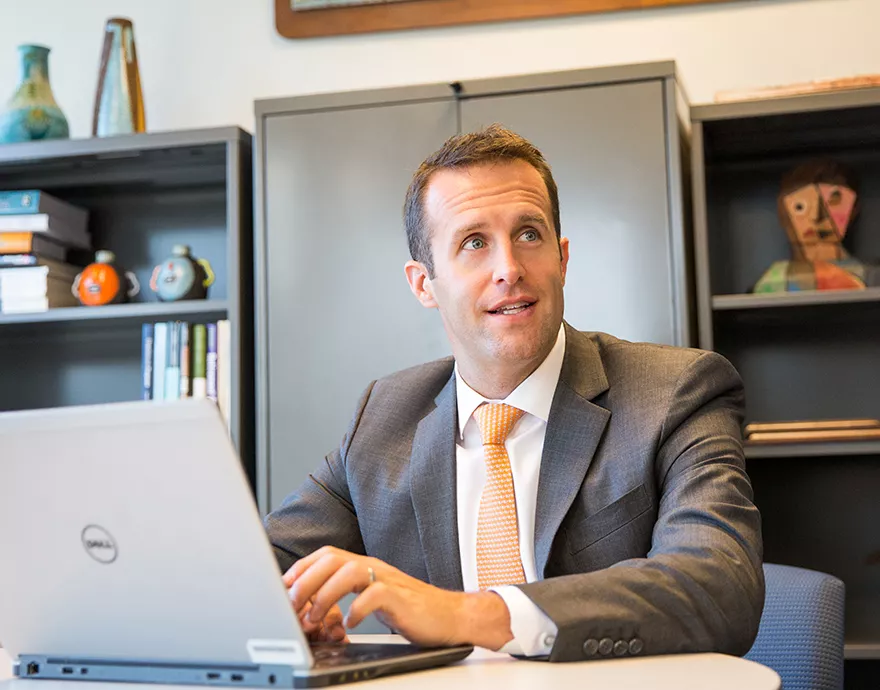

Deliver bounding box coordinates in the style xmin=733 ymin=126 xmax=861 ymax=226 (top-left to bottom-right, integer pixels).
xmin=0 ymin=254 xmax=38 ymax=267
xmin=0 ymin=190 xmax=42 ymax=214
xmin=0 ymin=232 xmax=37 ymax=253
xmin=0 ymin=215 xmax=49 ymax=232
xmin=206 ymin=322 xmax=218 ymax=402
xmin=0 ymin=233 xmax=67 ymax=261
xmin=191 ymin=323 xmax=207 ymax=398
xmin=141 ymin=323 xmax=154 ymax=400
xmin=152 ymin=322 xmax=167 ymax=402
xmin=179 ymin=322 xmax=191 ymax=398
xmin=216 ymin=319 xmax=231 ymax=433
xmin=165 ymin=321 xmax=180 ymax=401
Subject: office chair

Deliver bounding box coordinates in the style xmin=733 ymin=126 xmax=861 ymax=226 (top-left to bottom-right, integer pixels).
xmin=746 ymin=563 xmax=845 ymax=690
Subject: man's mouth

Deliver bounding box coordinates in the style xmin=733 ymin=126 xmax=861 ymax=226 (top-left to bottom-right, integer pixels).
xmin=488 ymin=301 xmax=535 ymax=315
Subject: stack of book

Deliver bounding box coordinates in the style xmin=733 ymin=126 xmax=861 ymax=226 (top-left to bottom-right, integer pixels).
xmin=141 ymin=320 xmax=232 ymax=431
xmin=0 ymin=258 xmax=81 ymax=313
xmin=0 ymin=190 xmax=91 ymax=314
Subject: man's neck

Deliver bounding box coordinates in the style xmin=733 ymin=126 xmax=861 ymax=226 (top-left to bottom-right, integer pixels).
xmin=456 ymin=345 xmax=555 ymax=401
xmin=457 ymin=365 xmax=535 ymax=401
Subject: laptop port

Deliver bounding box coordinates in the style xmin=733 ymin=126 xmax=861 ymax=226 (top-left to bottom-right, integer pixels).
xmin=81 ymin=669 xmax=88 ymax=675
xmin=26 ymin=663 xmax=39 ymax=676
xmin=268 ymin=675 xmax=276 ymax=685
xmin=231 ymin=674 xmax=244 ymax=682
xmin=206 ymin=673 xmax=220 ymax=680
xmin=62 ymin=667 xmax=74 ymax=674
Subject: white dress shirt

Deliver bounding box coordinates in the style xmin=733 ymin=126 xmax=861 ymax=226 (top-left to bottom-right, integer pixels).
xmin=454 ymin=324 xmax=565 ymax=657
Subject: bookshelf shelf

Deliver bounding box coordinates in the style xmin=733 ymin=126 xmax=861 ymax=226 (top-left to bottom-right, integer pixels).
xmin=0 ymin=299 xmax=228 ymax=326
xmin=846 ymin=643 xmax=880 ymax=661
xmin=713 ymin=287 xmax=880 ymax=311
xmin=744 ymin=439 xmax=880 ymax=459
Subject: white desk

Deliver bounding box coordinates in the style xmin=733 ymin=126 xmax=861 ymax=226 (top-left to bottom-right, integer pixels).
xmin=0 ymin=637 xmax=780 ymax=690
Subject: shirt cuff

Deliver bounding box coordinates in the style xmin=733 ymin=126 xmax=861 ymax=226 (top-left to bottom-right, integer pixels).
xmin=489 ymin=585 xmax=558 ymax=657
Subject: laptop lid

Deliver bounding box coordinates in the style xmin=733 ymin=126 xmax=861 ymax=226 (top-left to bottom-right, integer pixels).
xmin=0 ymin=398 xmax=314 ymax=670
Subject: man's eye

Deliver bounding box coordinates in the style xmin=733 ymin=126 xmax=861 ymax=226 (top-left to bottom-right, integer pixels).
xmin=463 ymin=237 xmax=485 ymax=250
xmin=521 ymin=229 xmax=539 ymax=241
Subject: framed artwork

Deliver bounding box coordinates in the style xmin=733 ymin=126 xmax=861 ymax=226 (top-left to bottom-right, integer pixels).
xmin=276 ymin=0 xmax=750 ymax=39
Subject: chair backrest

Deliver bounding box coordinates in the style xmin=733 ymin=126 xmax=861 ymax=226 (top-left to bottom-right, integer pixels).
xmin=746 ymin=563 xmax=845 ymax=690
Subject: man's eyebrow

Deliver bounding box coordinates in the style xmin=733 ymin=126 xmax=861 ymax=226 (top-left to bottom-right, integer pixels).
xmin=517 ymin=213 xmax=549 ymax=229
xmin=453 ymin=221 xmax=488 ymax=238
xmin=453 ymin=214 xmax=548 ymax=238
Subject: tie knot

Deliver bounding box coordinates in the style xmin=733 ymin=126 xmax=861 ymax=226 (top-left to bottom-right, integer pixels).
xmin=473 ymin=403 xmax=525 ymax=446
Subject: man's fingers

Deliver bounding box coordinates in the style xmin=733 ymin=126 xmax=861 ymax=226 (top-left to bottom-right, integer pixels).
xmin=309 ymin=560 xmax=369 ymax=622
xmin=289 ymin=553 xmax=347 ymax=609
xmin=323 ymin=603 xmax=345 ymax=629
xmin=283 ymin=546 xmax=339 ymax=587
xmin=344 ymin=582 xmax=392 ymax=630
xmin=324 ymin=606 xmax=349 ymax=643
xmin=297 ymin=601 xmax=321 ymax=633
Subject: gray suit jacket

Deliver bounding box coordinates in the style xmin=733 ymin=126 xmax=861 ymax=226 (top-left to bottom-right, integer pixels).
xmin=265 ymin=323 xmax=764 ymax=662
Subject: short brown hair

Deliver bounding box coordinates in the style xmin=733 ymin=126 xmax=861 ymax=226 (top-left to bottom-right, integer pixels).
xmin=403 ymin=124 xmax=561 ymax=276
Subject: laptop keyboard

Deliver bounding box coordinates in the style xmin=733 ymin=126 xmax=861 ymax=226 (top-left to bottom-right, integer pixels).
xmin=310 ymin=644 xmax=408 ymax=668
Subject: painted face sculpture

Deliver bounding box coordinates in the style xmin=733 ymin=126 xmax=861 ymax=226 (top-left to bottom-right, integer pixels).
xmin=753 ymin=161 xmax=866 ymax=292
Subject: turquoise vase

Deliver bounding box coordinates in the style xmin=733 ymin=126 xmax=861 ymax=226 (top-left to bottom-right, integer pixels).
xmin=0 ymin=44 xmax=70 ymax=144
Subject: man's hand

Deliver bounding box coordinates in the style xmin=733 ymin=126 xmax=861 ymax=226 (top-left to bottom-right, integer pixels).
xmin=282 ymin=546 xmax=514 ymax=650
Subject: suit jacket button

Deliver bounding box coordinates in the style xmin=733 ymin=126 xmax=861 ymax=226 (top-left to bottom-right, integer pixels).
xmin=598 ymin=638 xmax=614 ymax=656
xmin=629 ymin=638 xmax=644 ymax=655
xmin=582 ymin=639 xmax=599 ymax=657
xmin=613 ymin=640 xmax=628 ymax=656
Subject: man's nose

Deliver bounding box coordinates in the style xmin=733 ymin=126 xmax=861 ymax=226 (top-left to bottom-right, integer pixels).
xmin=492 ymin=243 xmax=524 ymax=285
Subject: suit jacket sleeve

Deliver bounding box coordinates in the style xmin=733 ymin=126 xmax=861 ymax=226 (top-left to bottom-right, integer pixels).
xmin=518 ymin=351 xmax=765 ymax=662
xmin=263 ymin=383 xmax=374 ymax=574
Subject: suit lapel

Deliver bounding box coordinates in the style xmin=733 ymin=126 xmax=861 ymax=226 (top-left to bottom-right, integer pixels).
xmin=534 ymin=324 xmax=611 ymax=576
xmin=409 ymin=373 xmax=464 ymax=591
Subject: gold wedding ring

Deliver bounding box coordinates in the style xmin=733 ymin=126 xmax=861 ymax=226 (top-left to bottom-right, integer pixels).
xmin=367 ymin=566 xmax=376 ymax=585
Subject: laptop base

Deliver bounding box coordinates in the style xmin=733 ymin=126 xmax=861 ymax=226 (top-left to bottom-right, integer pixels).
xmin=15 ymin=644 xmax=474 ymax=688
xmin=15 ymin=655 xmax=292 ymax=687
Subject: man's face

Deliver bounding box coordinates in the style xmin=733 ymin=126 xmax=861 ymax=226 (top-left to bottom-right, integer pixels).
xmin=407 ymin=160 xmax=569 ymax=375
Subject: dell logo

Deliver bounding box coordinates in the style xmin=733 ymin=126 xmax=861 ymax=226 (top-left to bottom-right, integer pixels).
xmin=81 ymin=525 xmax=118 ymax=564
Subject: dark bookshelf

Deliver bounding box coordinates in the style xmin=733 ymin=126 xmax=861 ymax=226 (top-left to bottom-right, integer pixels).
xmin=0 ymin=127 xmax=254 ymax=487
xmin=692 ymin=90 xmax=880 ymax=677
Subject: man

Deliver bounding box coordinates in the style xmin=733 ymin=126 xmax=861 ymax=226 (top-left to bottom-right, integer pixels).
xmin=265 ymin=125 xmax=764 ymax=662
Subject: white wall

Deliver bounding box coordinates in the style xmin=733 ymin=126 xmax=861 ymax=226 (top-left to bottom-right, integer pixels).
xmin=1 ymin=0 xmax=878 ymax=138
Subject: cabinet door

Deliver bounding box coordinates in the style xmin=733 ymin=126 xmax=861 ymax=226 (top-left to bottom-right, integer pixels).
xmin=460 ymin=81 xmax=682 ymax=346
xmin=263 ymin=100 xmax=457 ymax=509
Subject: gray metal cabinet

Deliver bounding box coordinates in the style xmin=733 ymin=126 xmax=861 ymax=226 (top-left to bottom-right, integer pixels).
xmin=255 ymin=62 xmax=691 ymax=513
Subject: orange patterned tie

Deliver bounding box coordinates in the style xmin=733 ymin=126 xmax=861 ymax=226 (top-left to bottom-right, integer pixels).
xmin=473 ymin=402 xmax=526 ymax=590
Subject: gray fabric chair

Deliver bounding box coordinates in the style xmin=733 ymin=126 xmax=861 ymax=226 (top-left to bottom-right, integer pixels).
xmin=746 ymin=563 xmax=845 ymax=690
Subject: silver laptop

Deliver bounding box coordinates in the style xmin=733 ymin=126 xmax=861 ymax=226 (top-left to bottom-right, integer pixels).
xmin=0 ymin=398 xmax=472 ymax=687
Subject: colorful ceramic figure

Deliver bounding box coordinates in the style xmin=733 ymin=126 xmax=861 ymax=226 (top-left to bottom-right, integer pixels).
xmin=754 ymin=160 xmax=872 ymax=292
xmin=150 ymin=245 xmax=215 ymax=301
xmin=73 ymin=250 xmax=140 ymax=306
xmin=0 ymin=45 xmax=69 ymax=144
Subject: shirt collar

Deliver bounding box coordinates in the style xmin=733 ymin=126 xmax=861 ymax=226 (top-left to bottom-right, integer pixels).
xmin=454 ymin=323 xmax=566 ymax=438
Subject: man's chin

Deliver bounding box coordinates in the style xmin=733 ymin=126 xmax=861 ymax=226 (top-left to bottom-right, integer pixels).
xmin=485 ymin=337 xmax=547 ymax=366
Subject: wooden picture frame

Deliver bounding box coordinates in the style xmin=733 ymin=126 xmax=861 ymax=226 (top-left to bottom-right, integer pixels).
xmin=276 ymin=0 xmax=749 ymax=39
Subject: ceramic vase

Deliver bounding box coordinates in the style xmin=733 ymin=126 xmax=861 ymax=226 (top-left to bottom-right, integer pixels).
xmin=0 ymin=44 xmax=70 ymax=144
xmin=93 ymin=17 xmax=146 ymax=137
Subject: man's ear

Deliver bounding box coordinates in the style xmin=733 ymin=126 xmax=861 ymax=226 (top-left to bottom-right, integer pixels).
xmin=559 ymin=236 xmax=570 ymax=286
xmin=404 ymin=260 xmax=437 ymax=308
